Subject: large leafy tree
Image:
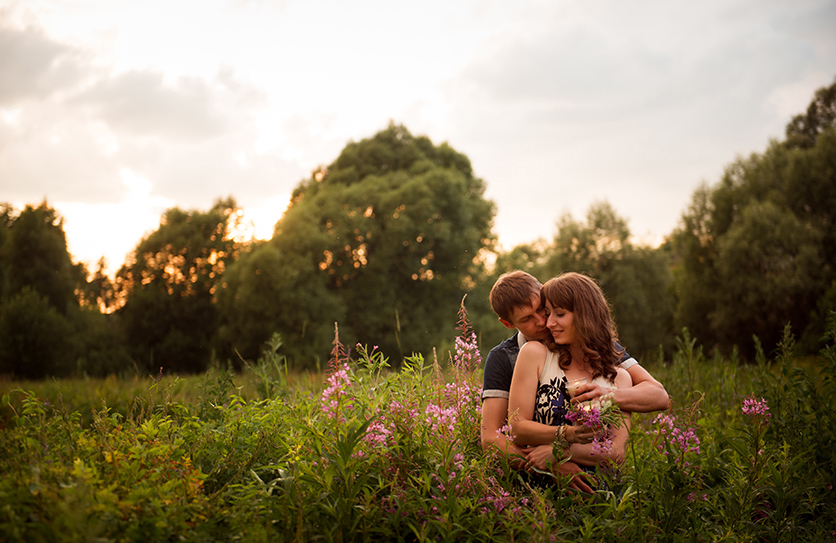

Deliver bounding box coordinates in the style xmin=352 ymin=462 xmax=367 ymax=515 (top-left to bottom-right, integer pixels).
xmin=672 ymin=78 xmax=836 ymax=356
xmin=3 ymin=202 xmax=78 ymax=314
xmin=116 ymin=198 xmax=242 ymax=373
xmin=0 ymin=287 xmax=75 ymax=378
xmin=711 ymin=200 xmax=822 ymax=349
xmin=0 ymin=203 xmax=79 ymax=377
xmin=0 ymin=202 xmax=130 ymax=378
xmin=216 ymin=241 xmax=345 ymax=366
xmin=218 ymin=123 xmax=495 ymax=366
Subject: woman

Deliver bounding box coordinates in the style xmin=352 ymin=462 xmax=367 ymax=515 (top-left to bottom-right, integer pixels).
xmin=507 ymin=272 xmax=632 ymax=480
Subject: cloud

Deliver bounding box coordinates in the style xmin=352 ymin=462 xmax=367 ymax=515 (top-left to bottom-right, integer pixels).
xmin=0 ymin=22 xmax=85 ymax=105
xmin=73 ymin=71 xmax=229 ymax=142
xmin=769 ymin=71 xmax=834 ymax=118
xmin=441 ymin=0 xmax=836 ymax=248
xmin=0 ymin=97 xmax=127 ymax=202
xmin=0 ymin=14 xmax=303 ymax=210
xmin=3 ymin=0 xmax=836 ymax=266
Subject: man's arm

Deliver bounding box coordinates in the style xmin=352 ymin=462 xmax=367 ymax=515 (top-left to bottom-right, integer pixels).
xmin=571 ymin=363 xmax=669 ymax=413
xmin=480 ymin=397 xmax=527 ymax=467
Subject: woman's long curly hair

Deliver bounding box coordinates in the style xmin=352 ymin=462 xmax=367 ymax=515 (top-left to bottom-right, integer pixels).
xmin=541 ymin=272 xmax=620 ymax=382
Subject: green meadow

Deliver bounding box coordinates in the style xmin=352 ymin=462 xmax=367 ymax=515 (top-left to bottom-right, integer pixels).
xmin=2 ymin=314 xmax=835 ymax=542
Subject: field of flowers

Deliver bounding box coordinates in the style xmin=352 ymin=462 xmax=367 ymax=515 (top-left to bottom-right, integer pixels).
xmin=2 ymin=311 xmax=836 ymax=542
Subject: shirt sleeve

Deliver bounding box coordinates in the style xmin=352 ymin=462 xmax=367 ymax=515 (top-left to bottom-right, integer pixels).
xmin=614 ymin=341 xmax=637 ymax=369
xmin=482 ymin=346 xmax=514 ymax=401
xmin=619 ymin=357 xmax=638 ymax=370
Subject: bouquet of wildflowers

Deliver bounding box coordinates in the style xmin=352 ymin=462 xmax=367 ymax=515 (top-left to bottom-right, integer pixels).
xmin=565 ymin=394 xmax=624 ymax=457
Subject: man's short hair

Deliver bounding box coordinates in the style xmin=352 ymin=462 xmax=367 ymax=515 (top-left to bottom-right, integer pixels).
xmin=489 ymin=271 xmax=542 ymax=322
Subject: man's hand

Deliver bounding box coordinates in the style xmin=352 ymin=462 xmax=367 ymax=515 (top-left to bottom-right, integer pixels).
xmin=522 ymin=444 xmax=555 ymax=472
xmin=556 ymin=459 xmax=594 ymax=494
xmin=521 ymin=446 xmax=594 ymax=494
xmin=570 ymin=381 xmax=613 ymax=405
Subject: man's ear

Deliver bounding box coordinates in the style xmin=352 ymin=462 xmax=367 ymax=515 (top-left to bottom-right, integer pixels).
xmin=498 ymin=318 xmax=515 ymax=330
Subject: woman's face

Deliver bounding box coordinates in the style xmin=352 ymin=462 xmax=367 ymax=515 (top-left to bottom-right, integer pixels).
xmin=545 ymin=299 xmax=576 ymax=345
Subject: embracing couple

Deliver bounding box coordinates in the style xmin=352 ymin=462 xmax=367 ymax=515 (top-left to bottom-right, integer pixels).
xmin=480 ymin=271 xmax=670 ymax=493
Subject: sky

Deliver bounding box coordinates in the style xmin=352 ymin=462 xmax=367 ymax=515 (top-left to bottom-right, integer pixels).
xmin=1 ymin=0 xmax=835 ymax=275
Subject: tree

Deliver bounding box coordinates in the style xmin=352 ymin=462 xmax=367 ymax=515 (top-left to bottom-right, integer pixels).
xmin=711 ymin=200 xmax=823 ymax=350
xmin=218 ymin=123 xmax=495 ymax=366
xmin=3 ymin=202 xmax=77 ymax=314
xmin=76 ymin=258 xmax=119 ymax=313
xmin=785 ymin=77 xmax=836 ymax=150
xmin=784 ymin=129 xmax=836 ymax=273
xmin=670 ymin=185 xmax=719 ymax=346
xmin=541 ymin=202 xmax=675 ymax=357
xmin=0 ymin=287 xmax=75 ymax=378
xmin=672 ymin=77 xmax=836 ymax=356
xmin=116 ymin=198 xmax=242 ymax=373
xmin=216 ymin=241 xmax=345 ymax=366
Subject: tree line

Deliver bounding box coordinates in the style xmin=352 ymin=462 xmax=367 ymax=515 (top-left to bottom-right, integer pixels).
xmin=2 ymin=79 xmax=835 ymax=379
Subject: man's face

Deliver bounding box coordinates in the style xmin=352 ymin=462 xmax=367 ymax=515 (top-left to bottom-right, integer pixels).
xmin=501 ymin=293 xmax=549 ymax=342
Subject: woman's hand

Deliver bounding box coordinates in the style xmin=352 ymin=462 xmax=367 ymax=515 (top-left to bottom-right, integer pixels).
xmin=565 ymin=424 xmax=595 ymax=445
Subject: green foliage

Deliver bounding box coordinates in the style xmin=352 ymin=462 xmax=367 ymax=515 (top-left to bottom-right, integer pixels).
xmin=712 ymin=200 xmax=823 ymax=348
xmin=785 ymin=76 xmax=836 ymax=150
xmin=673 ymin=80 xmax=836 ymax=357
xmin=216 ymin=240 xmax=345 ymax=367
xmin=117 ymin=198 xmax=243 ymax=374
xmin=0 ymin=203 xmax=82 ymax=378
xmin=3 ymin=311 xmax=836 ymax=541
xmin=0 ymin=203 xmax=133 ymax=378
xmin=70 ymin=308 xmax=132 ymax=377
xmin=0 ymin=287 xmax=75 ymax=378
xmin=219 ymin=123 xmax=495 ymax=367
xmin=2 ymin=202 xmax=78 ymax=314
xmin=492 ymin=201 xmax=675 ymax=359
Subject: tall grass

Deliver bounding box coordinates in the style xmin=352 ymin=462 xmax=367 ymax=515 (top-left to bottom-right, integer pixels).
xmin=1 ymin=314 xmax=835 ymax=541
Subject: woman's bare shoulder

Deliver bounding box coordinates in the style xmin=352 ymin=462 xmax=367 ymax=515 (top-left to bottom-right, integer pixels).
xmin=516 ymin=341 xmax=548 ymax=371
xmin=614 ymin=366 xmax=633 ymax=388
xmin=519 ymin=340 xmax=548 ymax=355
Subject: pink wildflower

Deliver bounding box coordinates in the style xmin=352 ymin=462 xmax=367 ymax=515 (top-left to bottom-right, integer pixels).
xmin=454 ymin=333 xmax=482 ymax=373
xmin=566 ymin=397 xmax=621 ymax=457
xmin=652 ymin=412 xmax=701 ymax=455
xmin=320 ymin=362 xmax=352 ymax=420
xmin=742 ymin=396 xmax=771 ymax=419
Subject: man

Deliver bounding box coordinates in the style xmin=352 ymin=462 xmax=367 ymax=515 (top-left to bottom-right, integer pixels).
xmin=480 ymin=270 xmax=670 ymax=492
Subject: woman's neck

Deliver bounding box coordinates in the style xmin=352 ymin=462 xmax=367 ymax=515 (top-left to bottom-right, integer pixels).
xmin=569 ymin=344 xmax=584 ymax=367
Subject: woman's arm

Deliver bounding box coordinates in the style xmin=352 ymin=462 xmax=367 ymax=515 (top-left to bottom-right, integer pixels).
xmin=508 ymin=342 xmax=592 ymax=446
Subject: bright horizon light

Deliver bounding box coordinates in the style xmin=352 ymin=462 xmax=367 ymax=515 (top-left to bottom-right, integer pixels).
xmin=3 ymin=1 xmax=835 ymax=281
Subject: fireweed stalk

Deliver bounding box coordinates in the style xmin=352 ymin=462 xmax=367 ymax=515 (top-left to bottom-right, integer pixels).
xmin=321 ymin=324 xmax=354 ymax=421
xmin=742 ymin=395 xmax=770 ymax=479
xmin=649 ymin=412 xmax=701 ymax=471
xmin=320 ymin=361 xmax=353 ymax=421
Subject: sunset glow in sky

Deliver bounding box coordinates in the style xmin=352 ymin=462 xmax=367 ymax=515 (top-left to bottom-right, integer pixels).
xmin=2 ymin=0 xmax=835 ymax=274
